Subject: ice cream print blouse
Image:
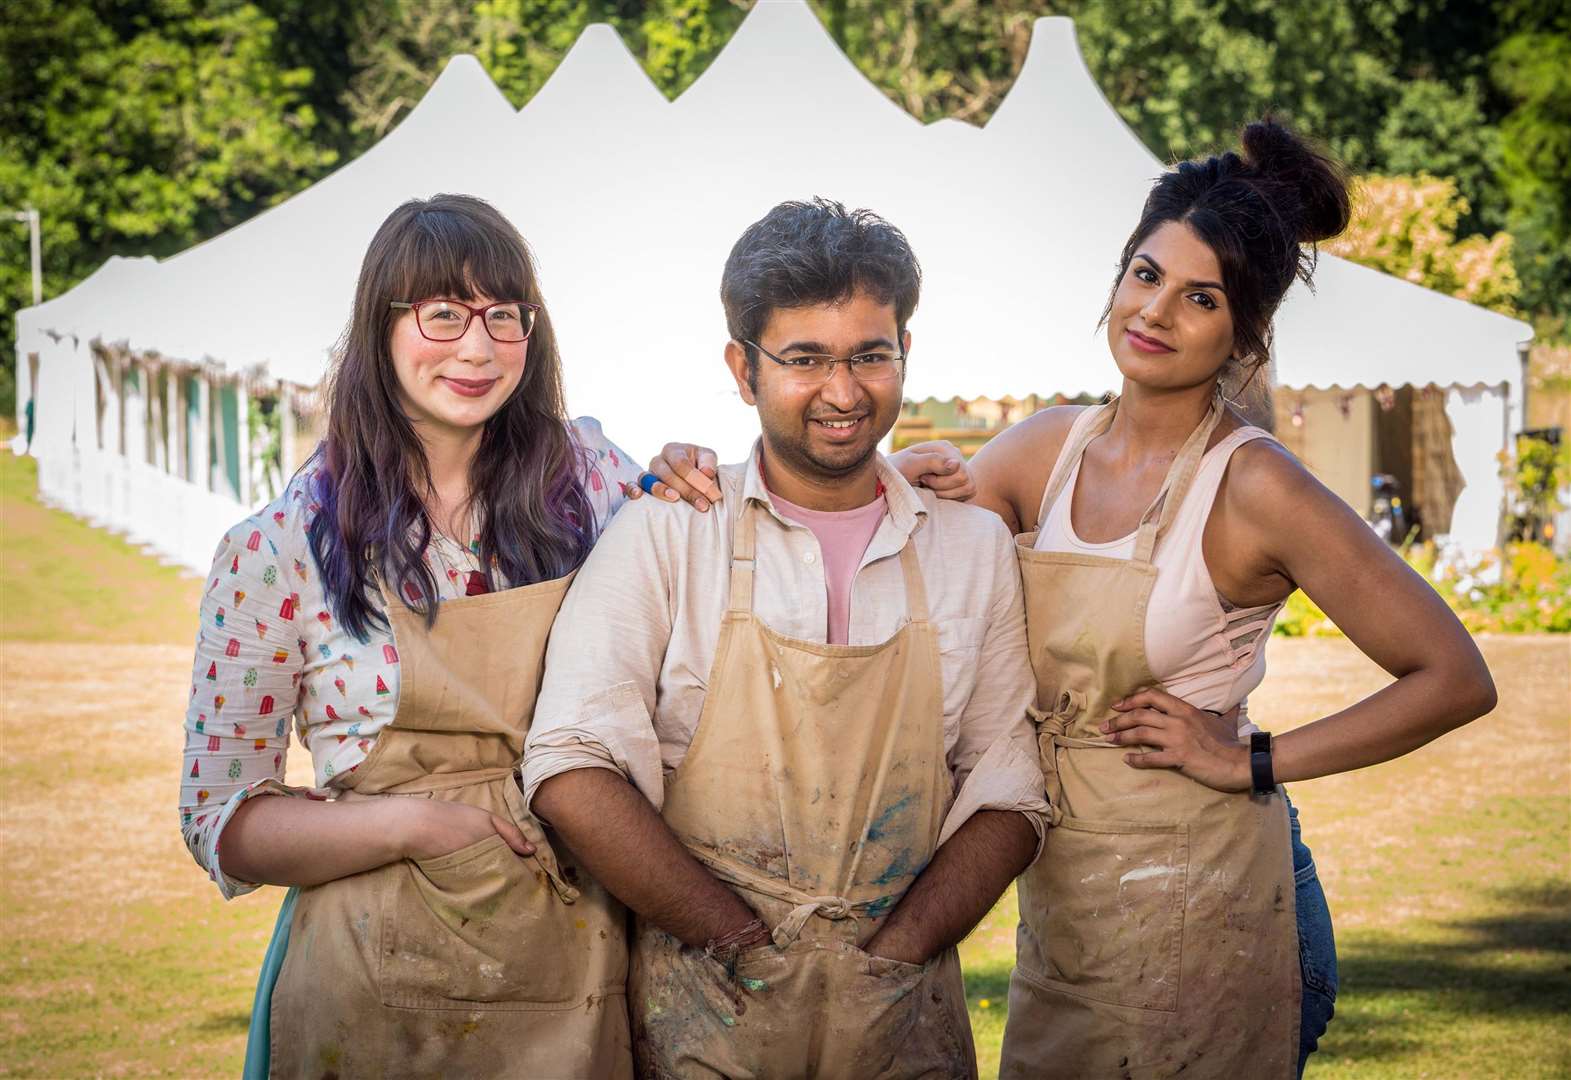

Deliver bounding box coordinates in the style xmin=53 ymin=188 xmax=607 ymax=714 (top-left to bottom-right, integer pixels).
xmin=178 ymin=417 xmax=642 ymax=898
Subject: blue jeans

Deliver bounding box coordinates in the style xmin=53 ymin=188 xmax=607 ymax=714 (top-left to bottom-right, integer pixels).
xmin=1290 ymin=796 xmax=1338 ymax=1077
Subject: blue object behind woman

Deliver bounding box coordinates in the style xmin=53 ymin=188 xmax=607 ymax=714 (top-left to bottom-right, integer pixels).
xmin=1292 ymin=799 xmax=1339 ymax=1075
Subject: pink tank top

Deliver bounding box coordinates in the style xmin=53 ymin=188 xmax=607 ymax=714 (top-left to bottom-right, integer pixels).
xmin=1033 ymin=424 xmax=1284 ymax=725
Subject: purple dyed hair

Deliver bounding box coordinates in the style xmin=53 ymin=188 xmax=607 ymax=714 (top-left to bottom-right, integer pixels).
xmin=307 ymin=194 xmax=596 ymax=640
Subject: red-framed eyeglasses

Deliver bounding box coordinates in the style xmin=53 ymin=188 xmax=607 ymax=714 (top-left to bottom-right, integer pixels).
xmin=390 ymin=299 xmax=541 ymax=343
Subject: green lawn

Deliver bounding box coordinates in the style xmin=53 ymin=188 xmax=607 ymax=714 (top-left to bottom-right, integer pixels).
xmin=0 ymin=451 xmax=200 ymax=643
xmin=1 ymin=448 xmax=1567 ymax=1077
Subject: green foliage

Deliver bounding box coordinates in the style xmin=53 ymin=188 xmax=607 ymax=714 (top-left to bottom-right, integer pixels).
xmin=1276 ymin=539 xmax=1571 ymax=639
xmin=336 ymin=0 xmax=746 ymax=137
xmin=808 ymin=1 xmax=1568 ymax=334
xmin=472 ymin=0 xmax=600 ymax=107
xmin=1273 ymin=588 xmax=1340 ymax=638
xmin=1411 ymin=540 xmax=1571 ymax=635
xmin=342 ymin=0 xmax=478 ymax=138
xmin=1326 ymin=174 xmax=1521 ymax=316
xmin=1375 ymin=78 xmax=1503 ymax=235
xmin=634 ymin=0 xmax=749 ymax=96
xmin=1276 ymin=434 xmax=1571 ymax=636
xmin=1502 ymin=433 xmax=1571 ymax=544
xmin=7 ymin=0 xmax=1571 ymax=426
xmin=1 ymin=0 xmax=335 ymax=412
xmin=1492 ymin=29 xmax=1571 ymax=329
xmin=812 ymin=1 xmax=1038 ymax=123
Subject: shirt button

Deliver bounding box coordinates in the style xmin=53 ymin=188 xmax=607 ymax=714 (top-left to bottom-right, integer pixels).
xmin=803 ymin=551 xmax=817 ymax=565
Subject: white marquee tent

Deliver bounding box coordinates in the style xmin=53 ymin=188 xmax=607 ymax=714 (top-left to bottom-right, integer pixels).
xmin=13 ymin=0 xmax=1531 ymax=570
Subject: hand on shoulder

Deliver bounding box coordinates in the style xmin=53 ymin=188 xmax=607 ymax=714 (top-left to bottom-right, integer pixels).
xmin=968 ymin=404 xmax=1088 ymax=533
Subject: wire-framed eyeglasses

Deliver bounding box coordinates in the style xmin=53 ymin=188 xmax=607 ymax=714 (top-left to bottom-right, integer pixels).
xmin=390 ymin=299 xmax=541 ymax=343
xmin=745 ymin=340 xmax=906 ymax=384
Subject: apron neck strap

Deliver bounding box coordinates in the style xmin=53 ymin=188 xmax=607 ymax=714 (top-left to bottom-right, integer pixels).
xmin=728 ymin=501 xmax=931 ymax=623
xmin=1132 ymin=391 xmax=1226 ymax=563
xmin=897 ymin=537 xmax=930 ymax=624
xmin=729 ymin=503 xmax=759 ymax=615
xmin=1036 ymin=401 xmax=1117 ymax=530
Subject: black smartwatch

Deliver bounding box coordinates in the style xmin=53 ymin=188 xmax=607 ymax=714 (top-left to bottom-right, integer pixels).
xmin=1250 ymin=731 xmax=1275 ymax=795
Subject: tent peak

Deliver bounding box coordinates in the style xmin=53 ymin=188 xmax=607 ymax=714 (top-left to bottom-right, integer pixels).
xmin=672 ymin=0 xmax=916 ymax=128
xmin=418 ymin=53 xmax=513 ymax=118
xmin=522 ymin=21 xmax=665 ymax=122
xmin=986 ymin=14 xmax=1154 ymax=167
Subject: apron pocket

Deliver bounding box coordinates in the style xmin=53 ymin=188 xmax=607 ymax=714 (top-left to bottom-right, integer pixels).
xmin=1031 ymin=816 xmax=1188 ymax=1012
xmin=821 ymin=941 xmax=967 ymax=1072
xmin=380 ymin=834 xmax=580 ymax=1010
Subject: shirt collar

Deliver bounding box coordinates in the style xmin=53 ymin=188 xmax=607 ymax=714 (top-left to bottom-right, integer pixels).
xmin=738 ymin=438 xmax=927 ymax=536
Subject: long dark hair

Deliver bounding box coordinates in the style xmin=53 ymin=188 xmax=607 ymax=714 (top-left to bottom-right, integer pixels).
xmin=307 ymin=194 xmax=596 ymax=640
xmin=1104 ymin=118 xmax=1352 ymax=408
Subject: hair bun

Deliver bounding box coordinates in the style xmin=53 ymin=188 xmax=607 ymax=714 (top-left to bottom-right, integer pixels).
xmin=1240 ymin=117 xmax=1351 ymax=245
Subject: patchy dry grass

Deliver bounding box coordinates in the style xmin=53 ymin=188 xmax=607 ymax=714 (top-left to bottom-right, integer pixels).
xmin=0 ymin=642 xmax=314 ymax=1077
xmin=2 ymin=449 xmax=1568 ymax=1077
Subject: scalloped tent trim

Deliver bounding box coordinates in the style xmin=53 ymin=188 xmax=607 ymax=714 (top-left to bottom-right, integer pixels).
xmin=13 ymin=0 xmax=1530 ymax=559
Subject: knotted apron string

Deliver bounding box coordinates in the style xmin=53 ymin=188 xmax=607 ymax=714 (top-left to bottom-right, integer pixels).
xmin=684 ymin=845 xmax=883 ymax=948
xmin=1034 ymin=688 xmax=1126 ymax=827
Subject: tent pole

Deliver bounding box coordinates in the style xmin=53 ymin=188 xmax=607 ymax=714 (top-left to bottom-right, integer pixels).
xmin=195 ymin=375 xmax=212 ymax=492
xmin=236 ymin=380 xmax=252 ymax=506
xmin=279 ymin=384 xmax=297 ymax=480
xmin=146 ymin=359 xmax=159 ymax=466
xmin=167 ymin=371 xmax=181 ymax=479
xmin=114 ymin=353 xmax=127 ymax=458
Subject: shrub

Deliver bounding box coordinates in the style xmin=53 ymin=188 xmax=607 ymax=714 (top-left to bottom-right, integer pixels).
xmin=1274 ymin=541 xmax=1571 ymax=637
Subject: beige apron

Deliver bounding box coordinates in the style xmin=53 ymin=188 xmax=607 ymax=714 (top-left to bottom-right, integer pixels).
xmin=631 ymin=502 xmax=977 ymax=1079
xmin=999 ymin=399 xmax=1299 ymax=1080
xmin=269 ymin=573 xmax=632 ymax=1080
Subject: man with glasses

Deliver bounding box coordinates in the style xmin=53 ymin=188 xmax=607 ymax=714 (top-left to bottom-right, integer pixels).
xmin=524 ymin=198 xmax=1047 ymax=1078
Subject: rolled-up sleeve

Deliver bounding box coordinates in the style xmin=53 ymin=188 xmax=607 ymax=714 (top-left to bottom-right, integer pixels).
xmin=936 ymin=522 xmax=1050 ymax=855
xmin=523 ymin=500 xmax=675 ymax=814
xmin=180 ymin=520 xmax=308 ymax=899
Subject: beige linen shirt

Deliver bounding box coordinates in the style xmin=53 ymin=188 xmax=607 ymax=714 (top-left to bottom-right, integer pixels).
xmin=524 ymin=444 xmax=1049 ymax=850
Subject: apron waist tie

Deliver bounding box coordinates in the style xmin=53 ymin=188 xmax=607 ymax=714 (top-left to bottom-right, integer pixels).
xmin=685 ymin=846 xmax=882 ymax=948
xmin=1034 ymin=692 xmax=1123 ymax=827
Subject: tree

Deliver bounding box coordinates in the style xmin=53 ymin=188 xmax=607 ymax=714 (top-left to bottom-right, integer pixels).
xmin=0 ymin=0 xmax=335 ymax=414
xmin=336 ymin=0 xmax=747 ymax=141
xmin=8 ymin=0 xmax=1567 ymax=422
xmin=1325 ymin=174 xmax=1520 ymax=316
xmin=1492 ymin=28 xmax=1571 ymax=327
xmin=1375 ymin=78 xmax=1503 ymax=234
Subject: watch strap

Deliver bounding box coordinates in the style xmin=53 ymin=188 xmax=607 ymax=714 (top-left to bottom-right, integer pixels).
xmin=1250 ymin=731 xmax=1275 ymax=795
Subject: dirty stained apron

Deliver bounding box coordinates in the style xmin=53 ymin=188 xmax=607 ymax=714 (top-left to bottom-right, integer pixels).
xmin=999 ymin=399 xmax=1299 ymax=1080
xmin=266 ymin=572 xmax=632 ymax=1079
xmin=631 ymin=503 xmax=977 ymax=1079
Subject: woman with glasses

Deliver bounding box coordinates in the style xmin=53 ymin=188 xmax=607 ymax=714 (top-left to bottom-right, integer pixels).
xmin=177 ymin=194 xmax=711 ymax=1078
xmin=889 ymin=120 xmax=1493 ymax=1077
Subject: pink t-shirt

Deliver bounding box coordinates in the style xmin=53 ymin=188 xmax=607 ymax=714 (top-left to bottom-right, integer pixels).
xmin=770 ymin=490 xmax=888 ymax=645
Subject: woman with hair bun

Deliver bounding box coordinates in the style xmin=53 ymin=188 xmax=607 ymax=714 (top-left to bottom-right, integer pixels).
xmin=902 ymin=119 xmax=1497 ymax=1077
